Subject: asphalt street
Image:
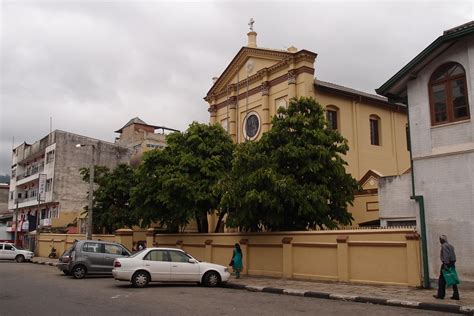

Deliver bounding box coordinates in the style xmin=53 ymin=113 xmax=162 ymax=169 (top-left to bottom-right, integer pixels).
xmin=0 ymin=261 xmax=453 ymax=316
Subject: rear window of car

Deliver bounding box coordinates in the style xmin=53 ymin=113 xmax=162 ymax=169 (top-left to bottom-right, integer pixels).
xmin=82 ymin=242 xmax=102 ymax=253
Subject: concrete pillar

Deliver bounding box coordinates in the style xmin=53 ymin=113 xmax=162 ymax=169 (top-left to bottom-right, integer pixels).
xmin=229 ymin=96 xmax=237 ymax=142
xmin=282 ymin=237 xmax=293 ymax=278
xmin=261 ymin=81 xmax=270 ymax=133
xmin=336 ymin=235 xmax=349 ymax=282
xmin=240 ymin=239 xmax=249 ymax=275
xmin=115 ymin=228 xmax=133 ymax=252
xmin=205 ymin=239 xmax=213 ymax=262
xmin=406 ymin=232 xmax=422 ymax=287
xmin=146 ymin=228 xmax=156 ymax=248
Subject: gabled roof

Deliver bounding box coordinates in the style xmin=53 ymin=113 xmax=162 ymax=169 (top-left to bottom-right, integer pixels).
xmin=115 ymin=117 xmax=149 ymax=133
xmin=315 ymin=79 xmax=406 ymax=112
xmin=205 ymin=46 xmax=317 ymax=100
xmin=376 ymin=21 xmax=474 ymax=99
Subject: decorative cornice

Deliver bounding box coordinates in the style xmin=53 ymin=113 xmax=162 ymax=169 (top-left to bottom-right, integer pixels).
xmin=288 ymin=69 xmax=297 ymax=85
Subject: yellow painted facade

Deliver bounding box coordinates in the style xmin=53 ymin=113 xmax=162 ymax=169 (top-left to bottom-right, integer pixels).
xmin=151 ymin=229 xmax=421 ymax=286
xmin=205 ymin=32 xmax=410 ymax=226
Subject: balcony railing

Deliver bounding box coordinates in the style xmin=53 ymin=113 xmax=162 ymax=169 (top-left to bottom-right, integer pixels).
xmin=16 ymin=164 xmax=44 ymax=181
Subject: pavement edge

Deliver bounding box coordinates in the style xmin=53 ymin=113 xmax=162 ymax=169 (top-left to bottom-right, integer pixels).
xmin=224 ymin=282 xmax=474 ymax=315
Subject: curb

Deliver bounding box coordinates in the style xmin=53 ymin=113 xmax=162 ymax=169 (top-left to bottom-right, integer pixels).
xmin=224 ymin=282 xmax=474 ymax=315
xmin=30 ymin=259 xmax=58 ymax=267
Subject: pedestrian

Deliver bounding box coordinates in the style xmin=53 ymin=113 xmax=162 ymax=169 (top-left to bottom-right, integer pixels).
xmin=433 ymin=235 xmax=460 ymax=300
xmin=230 ymin=243 xmax=243 ymax=279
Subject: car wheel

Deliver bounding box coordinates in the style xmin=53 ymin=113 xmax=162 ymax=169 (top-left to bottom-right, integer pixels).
xmin=15 ymin=255 xmax=25 ymax=263
xmin=203 ymin=271 xmax=221 ymax=287
xmin=72 ymin=265 xmax=87 ymax=279
xmin=63 ymin=270 xmax=71 ymax=276
xmin=132 ymin=271 xmax=150 ymax=288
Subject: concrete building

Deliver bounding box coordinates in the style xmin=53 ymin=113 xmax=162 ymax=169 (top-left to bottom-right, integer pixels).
xmin=377 ymin=21 xmax=474 ymax=283
xmin=114 ymin=117 xmax=179 ymax=166
xmin=0 ymin=183 xmax=13 ymax=242
xmin=205 ymin=28 xmax=410 ymax=226
xmin=8 ymin=130 xmax=131 ymax=247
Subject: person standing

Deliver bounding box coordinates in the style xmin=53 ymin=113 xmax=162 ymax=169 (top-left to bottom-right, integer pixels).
xmin=231 ymin=243 xmax=243 ymax=279
xmin=433 ymin=235 xmax=460 ymax=300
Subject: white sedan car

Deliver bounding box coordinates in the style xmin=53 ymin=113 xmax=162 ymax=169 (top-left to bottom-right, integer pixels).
xmin=112 ymin=247 xmax=230 ymax=288
xmin=0 ymin=243 xmax=34 ymax=262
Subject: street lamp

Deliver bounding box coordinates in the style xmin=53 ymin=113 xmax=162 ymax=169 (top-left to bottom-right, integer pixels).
xmin=76 ymin=143 xmax=95 ymax=240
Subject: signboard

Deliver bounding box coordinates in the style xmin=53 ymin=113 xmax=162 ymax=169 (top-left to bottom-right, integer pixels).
xmin=38 ymin=173 xmax=47 ymax=202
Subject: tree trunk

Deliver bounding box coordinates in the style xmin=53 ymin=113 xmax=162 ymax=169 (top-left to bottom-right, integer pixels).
xmin=214 ymin=212 xmax=226 ymax=233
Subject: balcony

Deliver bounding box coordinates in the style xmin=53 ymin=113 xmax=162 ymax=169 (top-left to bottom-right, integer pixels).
xmin=16 ymin=164 xmax=44 ymax=181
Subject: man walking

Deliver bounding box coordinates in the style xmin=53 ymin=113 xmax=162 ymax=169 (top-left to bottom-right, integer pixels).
xmin=433 ymin=235 xmax=460 ymax=300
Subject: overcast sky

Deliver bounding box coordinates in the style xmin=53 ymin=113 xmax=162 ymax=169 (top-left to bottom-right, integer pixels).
xmin=1 ymin=0 xmax=473 ymax=175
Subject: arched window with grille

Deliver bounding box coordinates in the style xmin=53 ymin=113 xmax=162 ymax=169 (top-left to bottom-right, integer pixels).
xmin=429 ymin=62 xmax=470 ymax=126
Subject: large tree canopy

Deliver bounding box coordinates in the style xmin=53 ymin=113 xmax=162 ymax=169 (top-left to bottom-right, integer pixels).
xmin=80 ymin=164 xmax=138 ymax=234
xmin=132 ymin=122 xmax=235 ymax=233
xmin=222 ymin=97 xmax=358 ymax=231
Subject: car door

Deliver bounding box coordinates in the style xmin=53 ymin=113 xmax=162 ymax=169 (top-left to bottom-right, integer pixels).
xmin=3 ymin=244 xmax=17 ymax=260
xmin=81 ymin=242 xmax=105 ymax=273
xmin=168 ymin=250 xmax=200 ymax=282
xmin=103 ymin=243 xmax=129 ymax=270
xmin=143 ymin=250 xmax=171 ymax=281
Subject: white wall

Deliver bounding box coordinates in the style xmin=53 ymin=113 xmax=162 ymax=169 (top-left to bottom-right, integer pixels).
xmin=378 ymin=173 xmax=417 ymax=223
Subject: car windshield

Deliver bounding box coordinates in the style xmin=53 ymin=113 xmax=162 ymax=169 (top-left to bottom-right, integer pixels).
xmin=129 ymin=249 xmax=147 ymax=258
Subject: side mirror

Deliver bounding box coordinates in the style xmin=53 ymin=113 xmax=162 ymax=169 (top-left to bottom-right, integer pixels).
xmin=188 ymin=258 xmax=197 ymax=264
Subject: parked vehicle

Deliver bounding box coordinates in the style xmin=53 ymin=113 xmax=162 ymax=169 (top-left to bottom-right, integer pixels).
xmin=0 ymin=243 xmax=34 ymax=262
xmin=57 ymin=246 xmax=74 ymax=275
xmin=112 ymin=247 xmax=230 ymax=288
xmin=68 ymin=240 xmax=131 ymax=279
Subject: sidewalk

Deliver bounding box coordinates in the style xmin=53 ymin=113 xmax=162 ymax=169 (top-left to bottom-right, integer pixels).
xmin=30 ymin=257 xmax=474 ymax=314
xmin=226 ymin=276 xmax=474 ymax=315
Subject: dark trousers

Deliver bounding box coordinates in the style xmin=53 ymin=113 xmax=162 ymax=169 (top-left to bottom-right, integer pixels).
xmin=437 ymin=263 xmax=460 ymax=299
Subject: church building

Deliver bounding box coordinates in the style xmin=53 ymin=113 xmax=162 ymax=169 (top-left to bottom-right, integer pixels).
xmin=204 ymin=25 xmax=410 ymax=226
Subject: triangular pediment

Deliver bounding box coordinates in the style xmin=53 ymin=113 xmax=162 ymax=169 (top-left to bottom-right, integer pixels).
xmin=359 ymin=169 xmax=383 ymax=190
xmin=206 ymin=47 xmax=295 ymax=98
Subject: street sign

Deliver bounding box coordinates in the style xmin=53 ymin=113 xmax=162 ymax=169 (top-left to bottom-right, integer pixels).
xmin=38 ymin=173 xmax=46 ymax=202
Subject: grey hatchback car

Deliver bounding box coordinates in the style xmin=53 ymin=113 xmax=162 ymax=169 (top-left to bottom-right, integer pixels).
xmin=68 ymin=240 xmax=131 ymax=279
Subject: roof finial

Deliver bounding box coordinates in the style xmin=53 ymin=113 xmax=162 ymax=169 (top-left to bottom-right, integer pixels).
xmin=248 ymin=18 xmax=255 ymax=32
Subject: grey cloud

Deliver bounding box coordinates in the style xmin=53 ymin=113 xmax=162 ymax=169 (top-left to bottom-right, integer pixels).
xmin=1 ymin=0 xmax=473 ymax=175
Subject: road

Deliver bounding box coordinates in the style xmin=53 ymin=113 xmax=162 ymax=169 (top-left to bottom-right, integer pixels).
xmin=0 ymin=262 xmax=452 ymax=316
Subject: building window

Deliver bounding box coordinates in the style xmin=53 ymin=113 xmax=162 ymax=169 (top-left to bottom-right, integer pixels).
xmin=370 ymin=115 xmax=381 ymax=146
xmin=46 ymin=179 xmax=52 ymax=192
xmin=326 ymin=106 xmax=339 ymax=130
xmin=46 ymin=150 xmax=55 ymax=164
xmin=429 ymin=62 xmax=470 ymax=125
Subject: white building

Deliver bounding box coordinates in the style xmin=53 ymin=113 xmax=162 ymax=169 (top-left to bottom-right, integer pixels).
xmin=377 ymin=21 xmax=474 ymax=285
xmin=8 ymin=130 xmax=130 ymax=248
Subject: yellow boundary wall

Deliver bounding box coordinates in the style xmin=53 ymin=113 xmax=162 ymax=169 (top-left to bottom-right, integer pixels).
xmin=151 ymin=228 xmax=422 ymax=287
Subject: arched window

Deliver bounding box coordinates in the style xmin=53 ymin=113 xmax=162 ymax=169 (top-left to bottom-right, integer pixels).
xmin=326 ymin=105 xmax=339 ymax=130
xmin=369 ymin=115 xmax=381 ymax=146
xmin=429 ymin=62 xmax=470 ymax=125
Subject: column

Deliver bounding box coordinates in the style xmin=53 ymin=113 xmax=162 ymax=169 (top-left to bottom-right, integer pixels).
xmin=228 ymin=95 xmax=237 ymax=142
xmin=146 ymin=228 xmax=156 ymax=248
xmin=115 ymin=228 xmax=133 ymax=252
xmin=205 ymin=239 xmax=213 ymax=262
xmin=209 ymin=105 xmax=217 ymax=125
xmin=261 ymin=81 xmax=271 ymax=133
xmin=282 ymin=237 xmax=293 ymax=278
xmin=239 ymin=239 xmax=249 ymax=275
xmin=405 ymin=233 xmax=422 ymax=287
xmin=336 ymin=235 xmax=349 ymax=281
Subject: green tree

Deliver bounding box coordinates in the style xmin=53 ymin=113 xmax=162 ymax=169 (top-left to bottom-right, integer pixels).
xmin=222 ymin=97 xmax=358 ymax=231
xmin=132 ymin=122 xmax=235 ymax=233
xmin=80 ymin=164 xmax=139 ymax=233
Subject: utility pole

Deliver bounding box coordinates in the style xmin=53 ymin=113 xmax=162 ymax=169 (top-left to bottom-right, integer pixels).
xmin=14 ymin=199 xmax=18 ymax=246
xmin=76 ymin=143 xmax=95 ymax=240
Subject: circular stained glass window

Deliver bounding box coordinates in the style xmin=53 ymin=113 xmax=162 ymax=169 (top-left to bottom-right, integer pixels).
xmin=244 ymin=112 xmax=260 ymax=140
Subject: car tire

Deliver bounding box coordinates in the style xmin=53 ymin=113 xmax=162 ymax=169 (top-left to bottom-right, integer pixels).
xmin=15 ymin=255 xmax=25 ymax=263
xmin=72 ymin=265 xmax=87 ymax=279
xmin=132 ymin=271 xmax=150 ymax=288
xmin=202 ymin=271 xmax=221 ymax=287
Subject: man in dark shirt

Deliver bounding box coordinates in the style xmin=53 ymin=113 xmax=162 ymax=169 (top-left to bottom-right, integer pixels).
xmin=433 ymin=235 xmax=460 ymax=300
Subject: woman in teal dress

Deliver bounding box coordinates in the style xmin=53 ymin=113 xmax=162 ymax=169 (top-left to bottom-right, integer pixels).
xmin=231 ymin=243 xmax=243 ymax=279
